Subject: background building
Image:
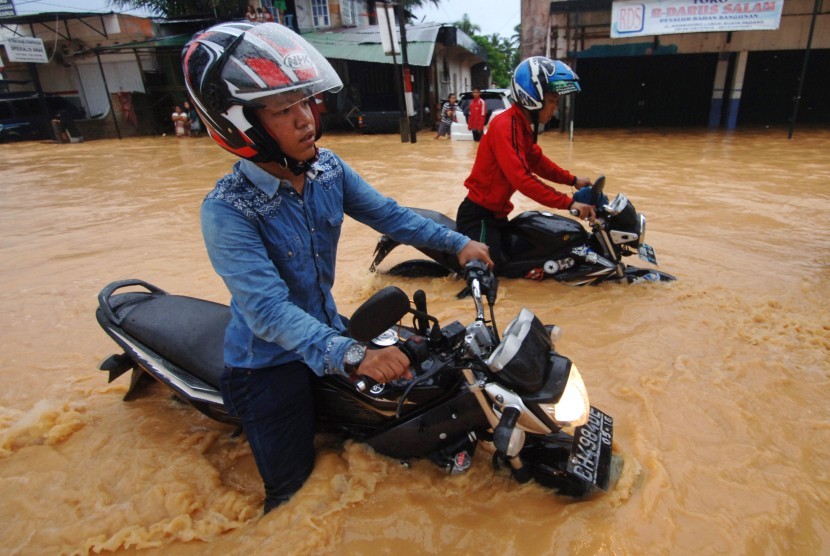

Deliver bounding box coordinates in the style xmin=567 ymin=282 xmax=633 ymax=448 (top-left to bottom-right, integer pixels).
xmin=521 ymin=0 xmax=829 ymax=129
xmin=0 ymin=2 xmax=486 ymax=141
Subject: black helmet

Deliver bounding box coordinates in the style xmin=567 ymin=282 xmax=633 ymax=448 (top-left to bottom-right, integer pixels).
xmin=182 ymin=22 xmax=343 ymax=171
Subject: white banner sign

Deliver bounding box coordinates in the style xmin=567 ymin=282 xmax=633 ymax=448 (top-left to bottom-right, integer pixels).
xmin=611 ymin=0 xmax=784 ymax=38
xmin=0 ymin=0 xmax=15 ymax=17
xmin=4 ymin=37 xmax=49 ymax=63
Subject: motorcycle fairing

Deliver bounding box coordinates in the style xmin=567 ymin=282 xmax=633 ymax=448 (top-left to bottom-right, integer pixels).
xmin=363 ymin=388 xmax=488 ymax=459
xmin=312 ymin=370 xmax=458 ymax=429
xmin=606 ymin=194 xmax=640 ymax=235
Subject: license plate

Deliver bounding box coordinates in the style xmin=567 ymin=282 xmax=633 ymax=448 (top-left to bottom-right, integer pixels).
xmin=638 ymin=243 xmax=658 ymax=264
xmin=567 ymin=406 xmax=614 ymax=491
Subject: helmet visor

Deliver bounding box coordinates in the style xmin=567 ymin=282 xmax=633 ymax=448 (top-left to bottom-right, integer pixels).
xmin=211 ymin=23 xmax=343 ymax=108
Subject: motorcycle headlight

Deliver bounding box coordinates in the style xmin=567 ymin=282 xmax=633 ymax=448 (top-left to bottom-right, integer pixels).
xmin=537 ymin=364 xmax=589 ymax=427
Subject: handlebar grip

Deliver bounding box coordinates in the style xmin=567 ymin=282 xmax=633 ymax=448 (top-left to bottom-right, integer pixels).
xmin=355 ymin=337 xmax=428 ymax=392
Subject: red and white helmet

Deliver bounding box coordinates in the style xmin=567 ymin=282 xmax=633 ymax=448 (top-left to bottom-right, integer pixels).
xmin=182 ymin=22 xmax=343 ymax=166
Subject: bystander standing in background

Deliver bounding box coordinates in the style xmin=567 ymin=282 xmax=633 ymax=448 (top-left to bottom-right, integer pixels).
xmin=467 ymin=88 xmax=486 ymax=142
xmin=434 ymin=93 xmax=457 ymax=140
xmin=172 ymin=105 xmax=188 ymax=138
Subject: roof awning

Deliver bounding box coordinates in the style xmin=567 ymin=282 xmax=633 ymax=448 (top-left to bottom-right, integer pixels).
xmin=0 ymin=11 xmax=116 ymax=41
xmin=303 ymin=24 xmax=444 ymax=67
xmin=78 ymin=33 xmax=193 ymax=55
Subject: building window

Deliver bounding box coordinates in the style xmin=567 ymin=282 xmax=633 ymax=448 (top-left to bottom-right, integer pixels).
xmin=341 ymin=0 xmax=358 ymax=26
xmin=312 ymin=0 xmax=330 ymax=28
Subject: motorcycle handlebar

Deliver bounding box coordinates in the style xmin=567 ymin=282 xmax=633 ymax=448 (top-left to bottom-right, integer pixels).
xmin=569 ymin=208 xmax=580 ymax=217
xmin=354 ymin=336 xmax=429 ymax=392
xmin=465 ymin=259 xmax=496 ymax=293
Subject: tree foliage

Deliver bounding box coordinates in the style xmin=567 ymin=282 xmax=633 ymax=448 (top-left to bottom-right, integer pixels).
xmin=401 ymin=0 xmax=441 ymax=8
xmin=454 ymin=14 xmax=480 ymax=37
xmin=455 ymin=15 xmax=520 ymax=88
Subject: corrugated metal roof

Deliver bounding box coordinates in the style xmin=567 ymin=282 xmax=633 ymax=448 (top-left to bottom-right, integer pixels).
xmin=303 ymin=24 xmax=442 ymax=67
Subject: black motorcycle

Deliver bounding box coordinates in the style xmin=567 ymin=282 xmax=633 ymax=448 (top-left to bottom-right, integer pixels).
xmin=371 ymin=176 xmax=675 ymax=285
xmin=96 ymin=261 xmax=618 ymax=496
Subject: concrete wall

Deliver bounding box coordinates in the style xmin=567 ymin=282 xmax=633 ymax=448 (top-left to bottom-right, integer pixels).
xmin=72 ymin=92 xmax=158 ymax=140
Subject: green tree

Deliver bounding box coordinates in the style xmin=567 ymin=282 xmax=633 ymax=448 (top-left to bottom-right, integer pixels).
xmin=477 ymin=34 xmax=511 ymax=87
xmin=453 ymin=14 xmax=518 ymax=88
xmin=108 ymin=0 xmax=247 ymax=19
xmin=509 ymin=23 xmax=521 ymax=73
xmin=454 ymin=14 xmax=481 ymax=37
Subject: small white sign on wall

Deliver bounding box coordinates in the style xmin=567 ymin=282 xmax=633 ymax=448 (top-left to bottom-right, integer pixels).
xmin=4 ymin=37 xmax=49 ymax=63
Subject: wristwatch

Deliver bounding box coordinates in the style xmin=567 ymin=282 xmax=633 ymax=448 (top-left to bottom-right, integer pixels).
xmin=343 ymin=342 xmax=367 ymax=377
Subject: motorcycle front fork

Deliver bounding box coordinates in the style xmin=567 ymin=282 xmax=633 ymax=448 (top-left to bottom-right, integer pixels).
xmin=592 ymin=226 xmax=626 ymax=280
xmin=461 ymin=368 xmax=530 ymax=478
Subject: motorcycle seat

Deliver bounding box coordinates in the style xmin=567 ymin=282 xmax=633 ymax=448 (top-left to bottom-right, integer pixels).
xmin=119 ymin=295 xmax=230 ymax=389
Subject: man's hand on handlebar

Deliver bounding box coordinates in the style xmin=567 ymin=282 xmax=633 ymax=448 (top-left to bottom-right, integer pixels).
xmin=355 ymin=347 xmax=412 ymax=384
xmin=570 ymin=201 xmax=596 ymax=221
xmin=573 ymin=177 xmax=593 ymax=189
xmin=458 ymin=240 xmax=493 ymax=269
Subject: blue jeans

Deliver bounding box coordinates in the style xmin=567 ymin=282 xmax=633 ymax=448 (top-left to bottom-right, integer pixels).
xmin=220 ymin=361 xmax=316 ymax=513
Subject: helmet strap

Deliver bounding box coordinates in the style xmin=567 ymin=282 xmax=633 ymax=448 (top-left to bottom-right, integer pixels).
xmin=531 ymin=111 xmax=540 ymax=144
xmin=286 ymin=145 xmax=319 ymax=176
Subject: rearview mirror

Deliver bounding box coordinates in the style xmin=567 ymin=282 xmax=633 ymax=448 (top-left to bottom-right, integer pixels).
xmin=348 ymin=286 xmax=411 ymax=342
xmin=590 ymin=175 xmax=606 ymax=206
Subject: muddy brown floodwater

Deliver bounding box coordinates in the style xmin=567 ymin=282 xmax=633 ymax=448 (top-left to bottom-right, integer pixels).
xmin=0 ymin=127 xmax=828 ymax=555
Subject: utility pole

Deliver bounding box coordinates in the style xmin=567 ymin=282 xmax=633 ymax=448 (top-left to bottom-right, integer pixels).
xmin=395 ymin=2 xmax=417 ymax=143
xmin=380 ymin=1 xmax=409 ymax=142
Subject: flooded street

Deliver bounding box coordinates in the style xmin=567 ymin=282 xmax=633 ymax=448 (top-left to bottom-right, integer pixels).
xmin=1 ymin=127 xmax=828 ymax=555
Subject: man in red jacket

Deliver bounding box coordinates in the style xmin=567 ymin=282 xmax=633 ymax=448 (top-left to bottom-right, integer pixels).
xmin=467 ymin=88 xmax=487 ymax=142
xmin=456 ymin=57 xmax=594 ymax=268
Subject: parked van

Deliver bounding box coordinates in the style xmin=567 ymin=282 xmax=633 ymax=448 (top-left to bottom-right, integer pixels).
xmin=0 ymin=94 xmax=84 ymax=142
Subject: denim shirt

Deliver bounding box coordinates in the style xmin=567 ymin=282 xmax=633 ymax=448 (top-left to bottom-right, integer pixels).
xmin=201 ymin=149 xmax=469 ymax=376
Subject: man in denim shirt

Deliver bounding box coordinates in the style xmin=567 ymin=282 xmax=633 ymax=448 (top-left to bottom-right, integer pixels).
xmin=184 ymin=23 xmax=491 ymax=513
